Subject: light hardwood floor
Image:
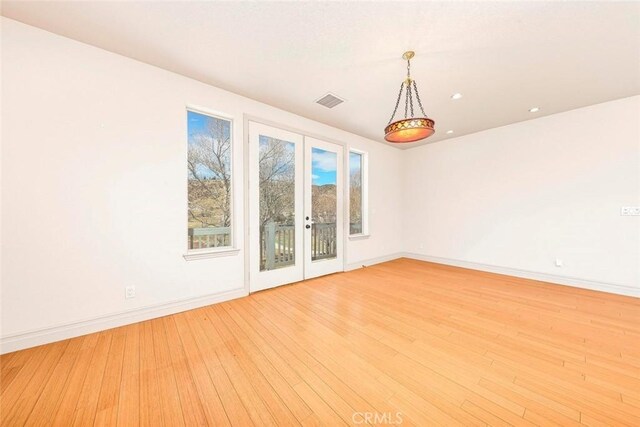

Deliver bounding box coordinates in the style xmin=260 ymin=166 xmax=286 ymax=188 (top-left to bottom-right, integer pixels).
xmin=1 ymin=258 xmax=639 ymax=426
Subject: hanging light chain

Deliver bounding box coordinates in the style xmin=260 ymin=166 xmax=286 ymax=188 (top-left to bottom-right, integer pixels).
xmin=412 ymin=80 xmax=427 ymax=117
xmin=404 ymin=82 xmax=409 ymax=118
xmin=405 ymin=57 xmax=413 ymax=118
xmin=387 ymin=52 xmax=429 ymax=124
xmin=407 ymin=84 xmax=415 ymax=117
xmin=387 ymin=82 xmax=404 ymax=125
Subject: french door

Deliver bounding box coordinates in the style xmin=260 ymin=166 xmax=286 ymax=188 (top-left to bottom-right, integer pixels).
xmin=304 ymin=137 xmax=344 ymax=279
xmin=249 ymin=122 xmax=344 ymax=292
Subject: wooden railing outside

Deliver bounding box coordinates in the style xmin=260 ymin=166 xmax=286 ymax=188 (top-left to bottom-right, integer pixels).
xmin=311 ymin=223 xmax=337 ymax=261
xmin=349 ymin=222 xmax=363 ymax=235
xmin=189 ymin=227 xmax=231 ymax=249
xmin=260 ymin=221 xmax=338 ymax=270
xmin=261 ymin=223 xmax=296 ymax=270
xmin=190 ymin=222 xmax=339 ymax=267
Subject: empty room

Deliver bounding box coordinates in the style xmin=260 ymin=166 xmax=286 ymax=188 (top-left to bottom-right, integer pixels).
xmin=1 ymin=1 xmax=639 ymax=426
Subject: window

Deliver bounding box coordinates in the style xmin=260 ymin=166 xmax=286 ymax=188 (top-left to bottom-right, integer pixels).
xmin=187 ymin=109 xmax=233 ymax=251
xmin=349 ymin=150 xmax=367 ymax=236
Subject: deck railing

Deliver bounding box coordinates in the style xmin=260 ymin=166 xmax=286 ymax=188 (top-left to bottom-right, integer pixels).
xmin=188 ymin=226 xmax=231 ymax=249
xmin=261 ymin=223 xmax=296 ymax=270
xmin=260 ymin=222 xmax=338 ymax=270
xmin=311 ymin=223 xmax=337 ymax=261
xmin=349 ymin=222 xmax=363 ymax=235
xmin=190 ymin=222 xmax=339 ymax=268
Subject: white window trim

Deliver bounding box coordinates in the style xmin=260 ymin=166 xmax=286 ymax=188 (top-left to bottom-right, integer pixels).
xmin=184 ymin=105 xmax=238 ymax=260
xmin=183 ymin=247 xmax=240 ymax=261
xmin=347 ymin=148 xmax=369 ymax=238
xmin=348 ymin=234 xmax=370 ymax=241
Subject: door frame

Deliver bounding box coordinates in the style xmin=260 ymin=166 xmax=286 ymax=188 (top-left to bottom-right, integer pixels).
xmin=243 ymin=115 xmax=350 ymax=294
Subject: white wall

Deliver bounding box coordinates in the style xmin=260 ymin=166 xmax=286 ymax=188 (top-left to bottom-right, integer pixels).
xmin=2 ymin=17 xmax=638 ymax=353
xmin=0 ymin=18 xmax=404 ymax=350
xmin=402 ymin=96 xmax=640 ymax=296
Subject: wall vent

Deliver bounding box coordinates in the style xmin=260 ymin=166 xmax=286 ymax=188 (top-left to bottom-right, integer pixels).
xmin=315 ymin=93 xmax=345 ymax=108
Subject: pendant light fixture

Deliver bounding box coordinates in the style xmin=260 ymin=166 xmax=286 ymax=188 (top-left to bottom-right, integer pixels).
xmin=384 ymin=51 xmax=435 ymax=143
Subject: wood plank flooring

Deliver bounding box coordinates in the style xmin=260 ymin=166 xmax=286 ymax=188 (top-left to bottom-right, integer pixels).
xmin=1 ymin=258 xmax=639 ymax=426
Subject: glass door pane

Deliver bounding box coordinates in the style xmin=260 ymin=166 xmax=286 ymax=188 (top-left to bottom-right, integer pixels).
xmin=304 ymin=137 xmax=343 ymax=280
xmin=259 ymin=136 xmax=296 ymax=271
xmin=250 ymin=122 xmax=304 ymax=292
xmin=310 ymin=148 xmax=337 ymax=261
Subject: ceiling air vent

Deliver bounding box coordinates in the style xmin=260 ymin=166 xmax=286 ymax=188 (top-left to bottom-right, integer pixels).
xmin=315 ymin=93 xmax=345 ymax=109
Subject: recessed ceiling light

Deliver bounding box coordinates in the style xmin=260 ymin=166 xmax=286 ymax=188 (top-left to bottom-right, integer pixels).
xmin=446 ymin=130 xmax=454 ymax=134
xmin=451 ymin=93 xmax=463 ymax=100
xmin=529 ymin=107 xmax=540 ymax=113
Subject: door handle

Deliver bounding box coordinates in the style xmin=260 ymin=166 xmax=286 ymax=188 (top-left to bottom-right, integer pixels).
xmin=305 ymin=224 xmax=311 ymax=229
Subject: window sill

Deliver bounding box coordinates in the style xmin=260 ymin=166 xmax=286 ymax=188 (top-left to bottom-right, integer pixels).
xmin=348 ymin=234 xmax=370 ymax=241
xmin=183 ymin=248 xmax=240 ymax=261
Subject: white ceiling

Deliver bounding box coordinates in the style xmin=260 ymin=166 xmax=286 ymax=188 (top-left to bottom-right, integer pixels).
xmin=3 ymin=1 xmax=639 ymax=149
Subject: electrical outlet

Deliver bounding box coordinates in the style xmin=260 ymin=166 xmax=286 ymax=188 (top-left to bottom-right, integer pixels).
xmin=555 ymin=258 xmax=563 ymax=267
xmin=125 ymin=286 xmax=136 ymax=299
xmin=621 ymin=206 xmax=640 ymax=216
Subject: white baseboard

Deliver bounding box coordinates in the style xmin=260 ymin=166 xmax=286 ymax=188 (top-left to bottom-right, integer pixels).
xmin=345 ymin=252 xmax=404 ymax=271
xmin=402 ymin=252 xmax=639 ymax=298
xmin=4 ymin=253 xmax=635 ymax=354
xmin=1 ymin=288 xmax=248 ymax=354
